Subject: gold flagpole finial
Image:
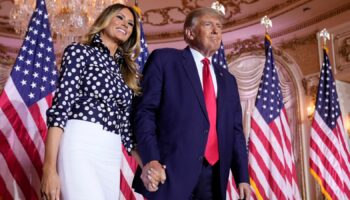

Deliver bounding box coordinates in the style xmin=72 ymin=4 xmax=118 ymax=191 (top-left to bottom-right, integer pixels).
xmin=211 ymin=1 xmax=225 ymax=15
xmin=132 ymin=0 xmax=142 ymax=18
xmin=319 ymin=28 xmax=330 ymax=48
xmin=261 ymin=16 xmax=272 ymax=34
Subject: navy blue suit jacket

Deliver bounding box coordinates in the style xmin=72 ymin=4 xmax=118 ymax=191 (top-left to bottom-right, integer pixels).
xmin=132 ymin=47 xmax=249 ymax=200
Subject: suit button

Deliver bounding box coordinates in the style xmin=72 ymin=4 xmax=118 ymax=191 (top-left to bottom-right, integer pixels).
xmin=199 ymin=156 xmax=203 ymax=161
xmin=204 ymin=130 xmax=208 ymax=134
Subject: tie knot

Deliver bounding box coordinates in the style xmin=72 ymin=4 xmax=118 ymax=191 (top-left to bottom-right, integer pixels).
xmin=201 ymin=58 xmax=210 ymax=66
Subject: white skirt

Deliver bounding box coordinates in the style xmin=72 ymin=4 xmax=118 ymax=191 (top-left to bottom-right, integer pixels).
xmin=58 ymin=119 xmax=122 ymax=200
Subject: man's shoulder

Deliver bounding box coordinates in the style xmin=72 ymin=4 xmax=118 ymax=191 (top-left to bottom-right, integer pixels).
xmin=151 ymin=48 xmax=184 ymax=57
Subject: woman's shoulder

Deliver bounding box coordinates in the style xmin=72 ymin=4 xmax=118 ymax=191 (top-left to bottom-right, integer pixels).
xmin=62 ymin=42 xmax=91 ymax=56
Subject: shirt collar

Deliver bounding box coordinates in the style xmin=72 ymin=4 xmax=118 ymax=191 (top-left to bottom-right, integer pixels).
xmin=189 ymin=47 xmax=212 ymax=66
xmin=91 ymin=33 xmax=123 ymax=59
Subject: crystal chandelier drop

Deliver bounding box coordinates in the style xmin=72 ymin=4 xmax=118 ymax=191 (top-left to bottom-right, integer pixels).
xmin=10 ymin=0 xmax=127 ymax=51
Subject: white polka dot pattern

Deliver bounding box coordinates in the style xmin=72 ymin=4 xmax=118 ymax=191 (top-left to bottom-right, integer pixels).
xmin=47 ymin=34 xmax=135 ymax=152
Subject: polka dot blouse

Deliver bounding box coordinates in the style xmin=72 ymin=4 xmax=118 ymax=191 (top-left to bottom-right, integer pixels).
xmin=47 ymin=33 xmax=135 ymax=152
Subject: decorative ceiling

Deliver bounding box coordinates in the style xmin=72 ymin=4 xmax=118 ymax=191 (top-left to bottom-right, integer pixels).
xmin=1 ymin=0 xmax=350 ymax=83
xmin=1 ymin=0 xmax=349 ymax=44
xmin=138 ymin=0 xmax=309 ymax=40
xmin=130 ymin=0 xmax=350 ymax=43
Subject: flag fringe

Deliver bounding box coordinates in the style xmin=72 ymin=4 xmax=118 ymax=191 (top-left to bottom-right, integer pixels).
xmin=250 ymin=177 xmax=264 ymax=200
xmin=310 ymin=168 xmax=332 ymax=200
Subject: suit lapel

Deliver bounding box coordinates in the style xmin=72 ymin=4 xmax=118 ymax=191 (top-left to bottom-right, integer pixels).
xmin=213 ymin=63 xmax=226 ymax=145
xmin=181 ymin=47 xmax=208 ymax=121
xmin=213 ymin=63 xmax=225 ymax=111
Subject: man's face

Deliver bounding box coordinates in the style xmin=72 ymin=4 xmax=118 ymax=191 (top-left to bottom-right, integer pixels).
xmin=187 ymin=14 xmax=223 ymax=57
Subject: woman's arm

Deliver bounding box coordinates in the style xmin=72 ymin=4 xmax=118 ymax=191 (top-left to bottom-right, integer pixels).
xmin=41 ymin=127 xmax=63 ymax=200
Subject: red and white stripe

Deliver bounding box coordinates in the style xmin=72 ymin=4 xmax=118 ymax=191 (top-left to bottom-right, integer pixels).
xmin=0 ymin=78 xmax=52 ymax=200
xmin=1 ymin=77 xmax=244 ymax=199
xmin=249 ymin=107 xmax=301 ymax=200
xmin=310 ymin=111 xmax=350 ymax=200
xmin=119 ymin=147 xmax=145 ymax=200
xmin=226 ymin=172 xmax=240 ymax=200
xmin=0 ymin=77 xmax=143 ymax=200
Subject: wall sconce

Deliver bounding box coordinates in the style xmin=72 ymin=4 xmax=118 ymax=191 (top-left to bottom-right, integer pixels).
xmin=307 ymin=104 xmax=315 ymax=121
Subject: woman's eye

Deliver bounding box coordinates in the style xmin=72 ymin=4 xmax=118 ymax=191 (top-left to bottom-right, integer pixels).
xmin=116 ymin=15 xmax=123 ymax=20
xmin=128 ymin=23 xmax=134 ymax=27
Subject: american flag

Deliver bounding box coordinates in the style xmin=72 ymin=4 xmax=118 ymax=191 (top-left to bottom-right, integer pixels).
xmin=212 ymin=41 xmax=240 ymax=200
xmin=212 ymin=41 xmax=228 ymax=69
xmin=0 ymin=0 xmax=57 ymax=199
xmin=119 ymin=8 xmax=149 ymax=200
xmin=248 ymin=34 xmax=301 ymax=200
xmin=309 ymin=47 xmax=350 ymax=199
xmin=135 ymin=20 xmax=149 ymax=72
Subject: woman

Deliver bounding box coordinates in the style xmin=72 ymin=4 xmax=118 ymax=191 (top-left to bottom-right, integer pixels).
xmin=41 ymin=4 xmax=142 ymax=200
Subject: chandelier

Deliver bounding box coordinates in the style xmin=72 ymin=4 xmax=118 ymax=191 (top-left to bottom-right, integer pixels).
xmin=10 ymin=0 xmax=127 ymax=51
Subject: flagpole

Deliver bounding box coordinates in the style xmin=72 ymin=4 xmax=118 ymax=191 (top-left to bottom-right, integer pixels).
xmin=248 ymin=14 xmax=302 ymax=200
xmin=310 ymin=27 xmax=350 ymax=199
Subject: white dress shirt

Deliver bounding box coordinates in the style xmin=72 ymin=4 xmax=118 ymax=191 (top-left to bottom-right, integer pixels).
xmin=190 ymin=48 xmax=218 ymax=96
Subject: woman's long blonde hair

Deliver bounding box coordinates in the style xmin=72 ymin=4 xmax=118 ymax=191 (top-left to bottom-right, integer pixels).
xmin=82 ymin=3 xmax=141 ymax=95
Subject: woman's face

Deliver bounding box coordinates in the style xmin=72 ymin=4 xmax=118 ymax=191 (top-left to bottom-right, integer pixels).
xmin=103 ymin=8 xmax=135 ymax=44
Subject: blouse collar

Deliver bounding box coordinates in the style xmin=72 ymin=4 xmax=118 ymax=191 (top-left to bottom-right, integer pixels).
xmin=91 ymin=33 xmax=123 ymax=60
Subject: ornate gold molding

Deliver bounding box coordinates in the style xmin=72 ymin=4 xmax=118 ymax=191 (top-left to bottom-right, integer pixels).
xmin=226 ymin=36 xmax=264 ymax=62
xmin=146 ymin=1 xmax=350 ymax=41
xmin=0 ymin=44 xmax=14 ymax=92
xmin=334 ymin=31 xmax=350 ymax=81
xmin=142 ymin=0 xmax=259 ymax=26
xmin=302 ymin=74 xmax=319 ymax=98
xmin=340 ymin=36 xmax=350 ymax=62
xmin=0 ymin=44 xmax=14 ymax=65
xmin=225 ymin=35 xmax=297 ymax=64
xmin=145 ymin=0 xmax=308 ymax=41
xmin=279 ymin=33 xmax=317 ymax=50
xmin=271 ymin=2 xmax=350 ymax=39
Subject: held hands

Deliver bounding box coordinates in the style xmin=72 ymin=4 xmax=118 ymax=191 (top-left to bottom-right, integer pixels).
xmin=140 ymin=160 xmax=166 ymax=192
xmin=238 ymin=182 xmax=251 ymax=200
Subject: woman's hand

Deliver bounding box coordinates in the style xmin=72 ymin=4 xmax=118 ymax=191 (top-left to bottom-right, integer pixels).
xmin=41 ymin=127 xmax=63 ymax=200
xmin=41 ymin=166 xmax=60 ymax=200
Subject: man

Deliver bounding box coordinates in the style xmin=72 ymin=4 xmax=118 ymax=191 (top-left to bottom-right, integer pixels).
xmin=133 ymin=7 xmax=250 ymax=200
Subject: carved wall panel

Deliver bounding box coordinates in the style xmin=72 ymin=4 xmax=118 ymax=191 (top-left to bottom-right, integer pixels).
xmin=0 ymin=44 xmax=14 ymax=92
xmin=334 ymin=31 xmax=350 ymax=82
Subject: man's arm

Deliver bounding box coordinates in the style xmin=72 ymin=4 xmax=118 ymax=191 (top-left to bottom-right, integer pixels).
xmin=133 ymin=50 xmax=166 ymax=190
xmin=134 ymin=50 xmax=163 ymax=164
xmin=230 ymin=77 xmax=250 ymax=199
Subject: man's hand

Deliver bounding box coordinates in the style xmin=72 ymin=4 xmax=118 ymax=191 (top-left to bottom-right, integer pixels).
xmin=238 ymin=182 xmax=251 ymax=200
xmin=140 ymin=160 xmax=166 ymax=192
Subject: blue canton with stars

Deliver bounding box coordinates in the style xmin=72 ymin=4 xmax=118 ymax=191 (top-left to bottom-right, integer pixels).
xmin=136 ymin=18 xmax=149 ymax=72
xmin=314 ymin=49 xmax=341 ymax=129
xmin=10 ymin=0 xmax=57 ymax=107
xmin=212 ymin=41 xmax=228 ymax=69
xmin=255 ymin=35 xmax=283 ymax=124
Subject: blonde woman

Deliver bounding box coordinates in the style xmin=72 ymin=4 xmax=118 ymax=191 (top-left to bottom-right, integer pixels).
xmin=41 ymin=3 xmax=142 ymax=200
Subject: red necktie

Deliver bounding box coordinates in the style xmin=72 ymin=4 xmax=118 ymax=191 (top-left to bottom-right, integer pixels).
xmin=202 ymin=58 xmax=219 ymax=165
